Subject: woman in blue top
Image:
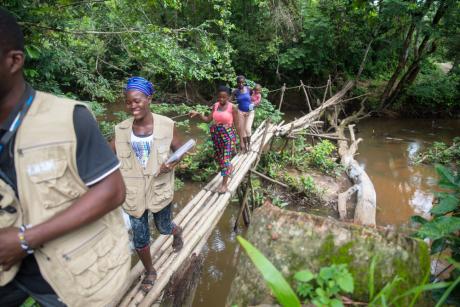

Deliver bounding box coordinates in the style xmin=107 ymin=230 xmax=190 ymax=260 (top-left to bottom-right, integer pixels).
xmin=233 ymin=75 xmax=255 ymax=153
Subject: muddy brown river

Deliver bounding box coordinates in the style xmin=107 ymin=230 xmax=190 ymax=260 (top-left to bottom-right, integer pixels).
xmin=179 ymin=117 xmax=460 ymax=307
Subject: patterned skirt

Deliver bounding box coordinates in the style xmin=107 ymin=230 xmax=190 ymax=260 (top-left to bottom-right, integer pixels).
xmin=210 ymin=124 xmax=237 ymax=176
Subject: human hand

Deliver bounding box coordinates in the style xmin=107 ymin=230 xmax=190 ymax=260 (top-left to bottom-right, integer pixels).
xmin=189 ymin=111 xmax=199 ymax=118
xmin=0 ymin=227 xmax=26 ymax=271
xmin=157 ymin=161 xmax=179 ymax=176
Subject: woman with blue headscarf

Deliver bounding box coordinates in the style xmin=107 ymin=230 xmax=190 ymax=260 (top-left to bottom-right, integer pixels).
xmin=110 ymin=76 xmax=185 ymax=294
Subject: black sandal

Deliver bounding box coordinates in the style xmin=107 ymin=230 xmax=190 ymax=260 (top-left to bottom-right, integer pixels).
xmin=140 ymin=270 xmax=157 ymax=294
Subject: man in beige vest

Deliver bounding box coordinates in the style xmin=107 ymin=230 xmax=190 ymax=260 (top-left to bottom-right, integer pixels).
xmin=111 ymin=76 xmax=184 ymax=294
xmin=0 ymin=9 xmax=130 ymax=306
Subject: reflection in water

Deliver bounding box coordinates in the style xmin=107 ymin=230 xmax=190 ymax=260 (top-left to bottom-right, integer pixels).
xmin=210 ymin=229 xmax=226 ymax=252
xmin=356 ymin=118 xmax=460 ymax=225
xmin=207 ymin=265 xmax=223 ymax=281
xmin=191 ymin=203 xmax=244 ymax=307
xmin=410 ymin=190 xmax=434 ymax=218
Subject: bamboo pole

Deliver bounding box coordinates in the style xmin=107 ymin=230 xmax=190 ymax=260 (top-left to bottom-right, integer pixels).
xmin=234 ymin=177 xmax=251 ymax=231
xmin=300 ymin=80 xmax=312 ymax=112
xmin=138 ymin=192 xmax=233 ymax=307
xmin=250 ymin=169 xmax=289 ymax=188
xmin=322 ymin=77 xmax=330 ymax=104
xmin=277 ymin=83 xmax=286 ymax=111
xmin=126 ymin=192 xmax=223 ymax=305
xmin=233 ymin=121 xmax=271 ymax=229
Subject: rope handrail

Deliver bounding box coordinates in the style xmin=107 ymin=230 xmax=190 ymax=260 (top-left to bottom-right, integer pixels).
xmin=267 ymin=83 xmax=328 ymax=94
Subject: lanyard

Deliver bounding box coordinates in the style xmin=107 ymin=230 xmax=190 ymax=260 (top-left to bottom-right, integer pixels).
xmin=0 ymin=92 xmax=34 ymax=188
xmin=0 ymin=94 xmax=34 ymax=156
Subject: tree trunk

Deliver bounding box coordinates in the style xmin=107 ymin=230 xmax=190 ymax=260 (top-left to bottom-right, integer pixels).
xmin=379 ymin=0 xmax=452 ymax=109
xmin=380 ymin=23 xmax=416 ymax=105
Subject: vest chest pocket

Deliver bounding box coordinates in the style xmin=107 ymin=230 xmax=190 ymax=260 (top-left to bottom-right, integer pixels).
xmin=59 ymin=226 xmax=129 ymax=297
xmin=27 ymin=159 xmax=83 ymax=209
xmin=156 ymin=144 xmax=170 ymax=165
xmin=119 ymin=150 xmax=133 ymax=170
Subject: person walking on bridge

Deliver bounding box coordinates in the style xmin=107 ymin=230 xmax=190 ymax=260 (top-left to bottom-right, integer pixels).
xmin=0 ymin=8 xmax=130 ymax=307
xmin=233 ymin=75 xmax=258 ymax=153
xmin=189 ymin=85 xmax=239 ymax=194
xmin=111 ymin=76 xmax=185 ymax=294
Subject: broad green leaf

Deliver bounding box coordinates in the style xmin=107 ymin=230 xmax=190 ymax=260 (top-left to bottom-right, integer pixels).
xmin=319 ymin=266 xmax=335 ymax=280
xmin=417 ymin=216 xmax=460 ymax=240
xmin=237 ymin=236 xmax=301 ymax=307
xmin=436 ymin=164 xmax=459 ymax=189
xmin=336 ymin=271 xmax=354 ymax=293
xmin=430 ymin=195 xmax=459 ymax=216
xmin=368 ymin=256 xmax=378 ymax=300
xmin=294 ymin=270 xmax=315 ymax=283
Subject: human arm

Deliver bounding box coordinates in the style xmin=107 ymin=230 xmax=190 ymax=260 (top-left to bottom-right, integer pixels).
xmin=158 ymin=123 xmax=186 ymax=175
xmin=189 ymin=107 xmax=213 ymax=122
xmin=232 ymin=104 xmax=242 ymax=139
xmin=0 ymin=106 xmax=125 ymax=269
xmin=0 ymin=170 xmax=126 ymax=270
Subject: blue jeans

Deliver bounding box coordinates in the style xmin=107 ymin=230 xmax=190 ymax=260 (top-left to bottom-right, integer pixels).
xmin=129 ymin=203 xmax=176 ymax=250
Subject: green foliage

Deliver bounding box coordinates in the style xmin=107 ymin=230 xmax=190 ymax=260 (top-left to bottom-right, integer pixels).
xmin=20 ymin=297 xmax=39 ymax=307
xmin=5 ymin=0 xmax=460 ymax=116
xmin=174 ymin=177 xmax=184 ymax=191
xmin=413 ymin=165 xmax=460 ymax=259
xmin=272 ymin=196 xmax=289 ymax=209
xmin=238 ymin=236 xmax=451 ymax=306
xmin=237 ymin=236 xmax=301 ymax=307
xmin=415 ymin=138 xmax=460 ymax=167
xmin=401 ymin=63 xmax=460 ymax=115
xmin=294 ymin=265 xmax=354 ymax=307
xmin=411 ymin=164 xmax=460 ymax=304
xmin=307 ymin=140 xmax=340 ymax=175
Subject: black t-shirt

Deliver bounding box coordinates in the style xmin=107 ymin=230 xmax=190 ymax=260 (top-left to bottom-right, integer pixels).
xmin=0 ymin=106 xmax=119 ymax=192
xmin=0 ymin=90 xmax=119 ymax=294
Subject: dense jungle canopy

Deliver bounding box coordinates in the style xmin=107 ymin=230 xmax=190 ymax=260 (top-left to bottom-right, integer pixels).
xmin=3 ymin=0 xmax=460 ymax=116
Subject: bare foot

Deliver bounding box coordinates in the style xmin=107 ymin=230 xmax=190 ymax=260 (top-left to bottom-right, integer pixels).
xmin=217 ymin=184 xmax=228 ymax=194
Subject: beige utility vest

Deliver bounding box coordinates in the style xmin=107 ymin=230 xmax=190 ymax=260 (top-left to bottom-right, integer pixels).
xmin=0 ymin=91 xmax=130 ymax=307
xmin=115 ymin=114 xmax=174 ymax=218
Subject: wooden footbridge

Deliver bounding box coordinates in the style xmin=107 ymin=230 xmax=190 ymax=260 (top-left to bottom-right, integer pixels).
xmin=110 ymin=81 xmax=368 ymax=306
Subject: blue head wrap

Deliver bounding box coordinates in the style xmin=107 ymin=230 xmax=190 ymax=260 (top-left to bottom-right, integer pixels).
xmin=124 ymin=76 xmax=155 ymax=96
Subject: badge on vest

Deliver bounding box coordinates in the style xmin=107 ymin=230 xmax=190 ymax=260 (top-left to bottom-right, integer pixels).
xmin=27 ymin=160 xmax=58 ymax=177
